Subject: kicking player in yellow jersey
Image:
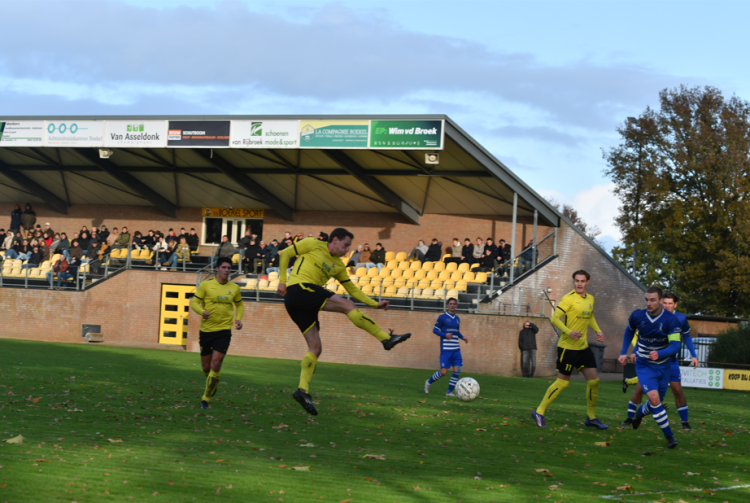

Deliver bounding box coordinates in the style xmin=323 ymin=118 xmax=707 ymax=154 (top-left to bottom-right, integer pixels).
xmin=277 ymin=227 xmax=411 ymax=415
xmin=532 ymin=270 xmax=608 ymax=429
xmin=190 ymin=257 xmax=244 ymax=409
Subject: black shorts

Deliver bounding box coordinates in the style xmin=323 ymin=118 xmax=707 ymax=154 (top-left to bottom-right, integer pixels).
xmin=199 ymin=329 xmax=232 ymax=356
xmin=556 ymin=346 xmax=597 ymax=376
xmin=284 ymin=283 xmax=335 ymax=334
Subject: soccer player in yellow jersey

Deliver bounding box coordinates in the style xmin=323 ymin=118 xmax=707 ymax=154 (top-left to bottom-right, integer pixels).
xmin=532 ymin=270 xmax=609 ymax=429
xmin=190 ymin=257 xmax=244 ymax=410
xmin=277 ymin=227 xmax=411 ymax=415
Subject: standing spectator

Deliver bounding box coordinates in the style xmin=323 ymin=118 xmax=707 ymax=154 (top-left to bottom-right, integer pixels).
xmin=406 ymin=240 xmax=429 ymax=262
xmin=186 ymin=228 xmax=200 ymax=252
xmin=213 ymin=235 xmax=235 ymax=267
xmin=370 ymin=243 xmax=386 ymax=272
xmin=113 ymin=226 xmax=131 ymax=249
xmin=238 ymin=229 xmax=253 ymax=262
xmin=518 ymin=321 xmax=539 ymax=377
xmin=472 ymin=237 xmax=485 ymax=263
xmin=242 ymin=240 xmax=259 ymax=273
xmin=444 ymin=238 xmax=463 ymax=264
xmin=424 ymin=238 xmax=443 ymax=263
xmin=461 ymin=238 xmax=474 ymax=265
xmin=10 ymin=204 xmax=22 ymax=233
xmin=99 ymin=224 xmax=110 ymax=243
xmin=253 ymin=241 xmax=271 ymax=274
xmin=47 ymin=255 xmax=68 ymax=289
xmin=20 ymin=203 xmax=36 ymax=234
xmin=355 ymin=243 xmax=375 ymax=271
xmin=175 ymin=236 xmax=191 ymax=267
xmin=22 ymin=246 xmax=42 ymax=269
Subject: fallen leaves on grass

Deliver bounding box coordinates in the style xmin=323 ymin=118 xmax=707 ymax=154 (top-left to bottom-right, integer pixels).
xmin=594 ymin=442 xmax=610 ymax=447
xmin=549 ymin=485 xmax=559 ymax=491
xmin=107 ymin=439 xmax=123 ymax=443
xmin=289 ymin=466 xmax=311 ymax=471
xmin=535 ymin=469 xmax=551 ymax=474
xmin=475 ymin=428 xmax=486 ymax=431
xmin=33 ymin=398 xmax=39 ymax=403
xmin=3 ymin=435 xmax=24 ymax=444
xmin=685 ymin=472 xmax=703 ymax=476
xmin=616 ymin=485 xmax=632 ymax=491
xmin=361 ymin=454 xmax=386 ymax=460
xmin=272 ymin=424 xmax=288 ymax=430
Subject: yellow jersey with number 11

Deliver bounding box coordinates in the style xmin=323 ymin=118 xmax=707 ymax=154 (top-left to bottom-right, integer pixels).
xmin=550 ymin=289 xmax=601 ymax=351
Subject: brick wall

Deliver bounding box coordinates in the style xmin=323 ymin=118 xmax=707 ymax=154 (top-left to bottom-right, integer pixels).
xmin=0 ymin=270 xmax=558 ymax=377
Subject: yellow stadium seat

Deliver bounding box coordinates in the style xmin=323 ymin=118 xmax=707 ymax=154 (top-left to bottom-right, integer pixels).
xmin=232 ymin=253 xmax=240 ymax=264
xmin=463 ymin=272 xmax=476 ymax=283
xmin=445 ymin=262 xmax=458 ymax=272
xmin=447 ymin=289 xmax=460 ymax=299
xmin=475 ymin=272 xmax=488 ymax=283
xmin=384 ymin=286 xmax=399 ymax=297
xmin=438 ymin=270 xmax=451 ymax=281
xmin=401 ymin=269 xmax=414 ymax=280
xmin=450 ymin=271 xmax=463 ymax=281
xmin=381 ymin=278 xmax=395 ymax=288
xmin=413 ymin=270 xmax=426 ymax=280
xmin=360 ymin=285 xmax=374 ymax=296
xmin=243 ymin=278 xmax=258 ymax=289
xmin=268 ymin=271 xmax=279 ymax=281
xmin=261 ymin=280 xmax=278 ymax=291
xmin=378 ymin=268 xmax=391 ymax=278
xmin=396 ymin=287 xmax=410 ymax=298
xmin=443 ymin=253 xmax=452 ymax=260
xmin=386 ymin=260 xmax=398 ymax=269
xmin=336 ymin=285 xmax=347 ymax=295
xmin=409 ymin=261 xmax=421 ymax=271
xmin=385 ymin=251 xmax=396 ymax=262
xmin=417 ymin=288 xmax=434 ymax=299
xmin=395 ymin=252 xmax=407 ymax=261
xmin=350 ymin=276 xmax=360 ymax=285
xmin=394 ymin=278 xmax=406 ymax=288
xmin=389 ymin=269 xmax=401 ymax=278
xmin=433 ymin=262 xmax=445 ymax=272
xmin=429 ymin=280 xmax=443 ymax=290
xmin=28 ymin=268 xmax=43 ymax=278
xmin=411 ymin=287 xmax=422 ymax=298
xmin=421 ymin=262 xmax=434 ymax=271
xmin=80 ymin=263 xmax=91 ymax=273
xmin=426 ymin=270 xmax=439 ymax=281
xmin=355 ymin=267 xmax=367 ymax=277
xmin=443 ymin=281 xmax=456 ymax=290
xmin=258 ymin=279 xmax=269 ymax=290
xmin=51 ymin=254 xmax=61 ymax=262
xmin=458 ymin=263 xmax=470 ymax=272
xmin=433 ymin=288 xmax=446 ymax=299
xmin=417 ymin=279 xmax=431 ymax=290
xmin=367 ymin=267 xmax=379 ymax=277
xmin=470 ymin=263 xmax=480 ymax=270
xmin=395 ymin=261 xmax=407 ymax=271
xmin=455 ymin=281 xmax=468 ymax=291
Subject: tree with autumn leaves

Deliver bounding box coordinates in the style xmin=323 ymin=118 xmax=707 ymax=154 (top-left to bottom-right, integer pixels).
xmin=605 ymin=85 xmax=750 ymax=317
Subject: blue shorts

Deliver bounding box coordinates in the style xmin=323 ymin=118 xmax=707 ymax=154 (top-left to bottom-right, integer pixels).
xmin=636 ymin=359 xmax=670 ymax=397
xmin=440 ymin=350 xmax=462 ymax=369
xmin=670 ymin=359 xmax=681 ymax=382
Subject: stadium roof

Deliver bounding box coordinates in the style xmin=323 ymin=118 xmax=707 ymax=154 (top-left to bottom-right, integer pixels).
xmin=0 ymin=115 xmax=559 ymax=227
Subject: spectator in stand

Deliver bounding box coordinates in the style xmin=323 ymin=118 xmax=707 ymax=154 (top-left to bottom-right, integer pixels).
xmin=4 ymin=238 xmax=27 ymax=260
xmin=294 ymin=232 xmax=304 ymax=243
xmin=355 ymin=243 xmax=375 ymax=272
xmin=318 ymin=231 xmax=329 ymax=242
xmin=186 ymin=228 xmax=199 ymax=252
xmin=307 ymin=232 xmax=314 ymax=238
xmin=99 ymin=224 xmax=110 ymax=243
xmin=498 ymin=239 xmax=512 ymax=263
xmin=424 ymin=238 xmax=443 ymax=263
xmin=175 ymin=236 xmax=191 ymax=268
xmin=370 ymin=243 xmax=386 ymax=272
xmin=213 ymin=235 xmax=235 ymax=267
xmin=42 ymin=230 xmax=53 ymax=247
xmin=266 ymin=239 xmax=279 ymax=272
xmin=518 ymin=321 xmax=539 ymax=377
xmin=10 ymin=204 xmax=22 ymax=233
xmin=166 ymin=228 xmax=178 ymax=244
xmin=43 ymin=222 xmax=54 ymax=236
xmin=58 ymin=233 xmax=71 ymax=260
xmin=461 ymin=238 xmax=474 ymax=265
xmin=132 ymin=231 xmax=145 ymax=251
xmin=113 ymin=226 xmax=131 ymax=250
xmin=241 ymin=239 xmax=259 ymax=273
xmin=253 ymin=241 xmax=271 ymax=274
xmin=238 ymin=229 xmax=253 ymax=262
xmin=38 ymin=238 xmax=50 ymax=263
xmin=348 ymin=244 xmax=363 ymax=271
xmin=2 ymin=229 xmax=13 ymax=252
xmin=472 ymin=237 xmax=485 ymax=263
xmin=85 ymin=241 xmax=102 ymax=271
xmin=22 ymin=245 xmax=42 ymax=269
xmin=283 ymin=237 xmax=297 ymax=275
xmin=406 ymin=239 xmax=429 ymax=263
xmin=159 ymin=239 xmax=179 ymax=270
xmin=79 ymin=225 xmax=89 ymax=237
xmin=444 ymin=238 xmax=463 ymax=264
xmin=0 ymin=229 xmax=6 ymax=251
xmin=90 ymin=230 xmax=101 ymax=247
xmin=47 ymin=255 xmax=68 ymax=289
xmin=69 ymin=240 xmax=83 ymax=263
xmin=281 ymin=231 xmax=292 ymax=247
xmin=178 ymin=227 xmax=188 ymax=242
xmin=149 ymin=235 xmax=168 ymax=265
xmin=106 ymin=228 xmax=118 ymax=247
xmin=143 ymin=230 xmax=156 ymax=248
xmin=78 ymin=231 xmax=91 ymax=253
xmin=49 ymin=233 xmax=61 ymax=254
xmin=485 ymin=238 xmax=498 ymax=262
xmin=20 ymin=204 xmax=36 ymax=234
xmin=517 ymin=239 xmax=535 ymax=274
xmin=57 ymin=256 xmax=80 ymax=290
xmin=477 ymin=248 xmax=495 ymax=272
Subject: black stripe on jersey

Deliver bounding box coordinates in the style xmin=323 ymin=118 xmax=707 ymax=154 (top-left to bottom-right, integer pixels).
xmin=340 ymin=279 xmax=351 ymax=284
xmin=194 ymin=296 xmax=204 ymax=301
xmin=293 ymin=243 xmax=299 ymax=255
xmin=296 ymin=257 xmax=305 ymax=274
xmin=557 ymin=306 xmax=567 ymax=313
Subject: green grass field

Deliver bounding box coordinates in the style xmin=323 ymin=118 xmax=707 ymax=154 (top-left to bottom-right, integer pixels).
xmin=1 ymin=339 xmax=748 ymax=503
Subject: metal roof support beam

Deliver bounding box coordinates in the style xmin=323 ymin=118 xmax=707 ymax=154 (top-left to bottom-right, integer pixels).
xmin=323 ymin=150 xmax=421 ymax=225
xmin=73 ymin=149 xmax=177 ymax=218
xmin=191 ymin=149 xmax=294 ymax=221
xmin=0 ymin=159 xmax=68 ymax=214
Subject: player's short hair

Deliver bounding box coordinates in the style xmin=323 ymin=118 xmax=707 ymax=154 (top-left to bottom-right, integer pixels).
xmin=663 ymin=292 xmax=679 ymax=303
xmin=329 ymin=227 xmax=354 ymax=243
xmin=464 ymin=237 xmax=470 ymax=241
xmin=499 ymin=239 xmax=506 ymax=244
xmin=447 ymin=297 xmax=458 ymax=304
xmin=647 ymin=286 xmax=664 ymax=299
xmin=453 ymin=237 xmax=459 ymax=241
xmin=572 ymin=269 xmax=590 ymax=280
xmin=215 ymin=257 xmax=232 ymax=269
xmin=376 ymin=242 xmax=382 ymax=247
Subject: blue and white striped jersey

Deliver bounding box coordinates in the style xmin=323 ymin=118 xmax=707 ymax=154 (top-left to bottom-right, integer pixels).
xmin=434 ymin=312 xmax=463 ymax=352
xmin=623 ymin=308 xmax=682 ymax=365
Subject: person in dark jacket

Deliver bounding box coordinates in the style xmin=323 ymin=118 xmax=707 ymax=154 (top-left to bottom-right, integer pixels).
xmin=517 ymin=239 xmax=535 ymax=275
xmin=212 ymin=235 xmax=236 ymax=267
xmin=370 ymin=243 xmax=386 ymax=272
xmin=57 ymin=257 xmax=80 ymax=289
xmin=22 ymin=246 xmax=42 ymax=269
xmin=68 ymin=241 xmax=83 ymax=261
xmin=477 ymin=248 xmax=495 ymax=272
xmin=424 ymin=238 xmax=443 ymax=263
xmin=20 ymin=204 xmax=36 ymax=234
xmin=242 ymin=239 xmax=259 ymax=273
xmin=498 ymin=239 xmax=512 ymax=263
xmin=461 ymin=238 xmax=474 ymax=264
xmin=10 ymin=204 xmax=22 ymax=233
xmin=78 ymin=231 xmax=91 ymax=253
xmin=186 ymin=228 xmax=200 ymax=252
xmin=252 ymin=241 xmax=271 ymax=274
xmin=518 ymin=321 xmax=540 ymax=377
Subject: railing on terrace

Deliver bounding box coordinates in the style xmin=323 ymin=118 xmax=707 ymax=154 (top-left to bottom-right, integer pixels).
xmin=485 ymin=229 xmax=557 ymax=299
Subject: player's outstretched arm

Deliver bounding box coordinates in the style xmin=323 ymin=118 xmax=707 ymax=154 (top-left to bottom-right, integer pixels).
xmin=335 ymin=272 xmax=379 ymax=309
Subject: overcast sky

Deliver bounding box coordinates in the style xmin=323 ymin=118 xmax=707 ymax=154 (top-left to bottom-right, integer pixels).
xmin=1 ymin=0 xmax=745 ymax=251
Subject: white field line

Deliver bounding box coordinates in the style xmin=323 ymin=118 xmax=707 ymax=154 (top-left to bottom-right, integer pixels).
xmin=598 ymin=483 xmax=750 ymax=499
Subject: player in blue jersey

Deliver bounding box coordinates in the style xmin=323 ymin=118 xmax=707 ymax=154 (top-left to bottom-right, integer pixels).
xmin=618 ymin=286 xmax=681 ymax=449
xmin=621 ymin=292 xmax=698 ymax=429
xmin=424 ymin=298 xmax=469 ymax=397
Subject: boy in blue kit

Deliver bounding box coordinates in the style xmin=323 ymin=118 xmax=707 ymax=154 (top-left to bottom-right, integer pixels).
xmin=424 ymin=298 xmax=469 ymax=397
xmin=618 ymin=286 xmax=682 ymax=449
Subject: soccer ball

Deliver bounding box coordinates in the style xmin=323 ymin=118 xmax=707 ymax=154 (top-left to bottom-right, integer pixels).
xmin=454 ymin=377 xmax=480 ymax=402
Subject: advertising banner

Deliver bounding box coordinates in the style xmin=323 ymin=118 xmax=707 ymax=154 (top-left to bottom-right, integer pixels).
xmin=299 ymin=120 xmax=368 ymax=148
xmin=104 ymin=121 xmax=168 ymax=148
xmin=167 ymin=121 xmax=230 ymax=148
xmin=230 ymin=120 xmax=299 ymax=149
xmin=44 ymin=121 xmax=104 ymax=147
xmin=369 ymin=120 xmax=444 ymax=149
xmin=680 ymin=367 xmax=724 ymax=389
xmin=723 ymin=369 xmax=750 ymax=391
xmin=202 ymin=208 xmax=265 ymax=219
xmin=0 ymin=121 xmax=44 ymax=146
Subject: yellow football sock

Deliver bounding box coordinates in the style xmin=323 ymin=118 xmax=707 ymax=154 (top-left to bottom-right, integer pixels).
xmin=536 ymin=378 xmax=569 ymax=415
xmin=626 ymin=377 xmax=639 ymax=385
xmin=346 ymin=309 xmax=390 ymax=342
xmin=202 ymin=370 xmax=221 ymax=402
xmin=586 ymin=378 xmax=600 ymax=419
xmin=299 ymin=352 xmax=318 ymax=393
xmin=203 ymin=370 xmax=209 ymax=377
